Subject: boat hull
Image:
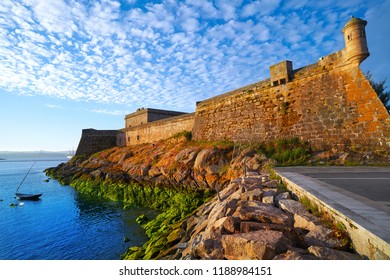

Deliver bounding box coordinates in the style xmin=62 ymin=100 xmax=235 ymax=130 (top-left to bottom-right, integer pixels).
xmin=15 ymin=193 xmax=42 ymax=201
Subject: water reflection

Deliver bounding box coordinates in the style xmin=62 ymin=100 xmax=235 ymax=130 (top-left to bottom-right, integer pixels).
xmin=0 ymin=160 xmax=154 ymax=260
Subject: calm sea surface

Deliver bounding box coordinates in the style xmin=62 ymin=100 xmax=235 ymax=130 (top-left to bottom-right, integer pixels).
xmin=0 ymin=159 xmax=152 ymax=260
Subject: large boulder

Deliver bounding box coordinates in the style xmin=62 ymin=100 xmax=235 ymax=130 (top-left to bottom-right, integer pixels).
xmin=194 ymin=148 xmax=216 ymax=170
xmin=205 ymin=216 xmax=241 ymax=235
xmin=308 ymin=246 xmax=363 ymax=260
xmin=279 ymin=199 xmax=308 ymax=215
xmin=273 ymin=249 xmax=318 ymax=260
xmin=294 ymin=212 xmax=345 ymax=249
xmin=218 ymin=183 xmax=240 ymax=201
xmin=207 ymin=198 xmax=240 ymax=225
xmin=304 ymin=226 xmax=345 ymax=249
xmin=192 ymin=233 xmax=224 ymax=260
xmin=275 ymin=192 xmax=291 ymax=207
xmin=262 ymin=188 xmax=277 ymax=204
xmin=294 ymin=212 xmax=322 ymax=231
xmin=241 ymin=188 xmax=263 ymax=201
xmin=175 ymin=148 xmax=199 ymax=165
xmin=148 ymin=166 xmax=162 ymax=177
xmin=221 ymin=230 xmax=291 ymax=260
xmin=239 ymin=222 xmax=301 ymax=246
xmin=233 ymin=201 xmax=293 ymax=226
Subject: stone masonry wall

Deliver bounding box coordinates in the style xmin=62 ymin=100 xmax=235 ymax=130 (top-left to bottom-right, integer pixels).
xmin=125 ymin=113 xmax=195 ymax=145
xmin=192 ymin=51 xmax=390 ymax=152
xmin=75 ymin=129 xmax=123 ymax=157
xmin=125 ymin=111 xmax=148 ymax=128
xmin=125 ymin=108 xmax=188 ymax=128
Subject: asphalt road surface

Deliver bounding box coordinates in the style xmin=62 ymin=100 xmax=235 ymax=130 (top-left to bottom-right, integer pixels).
xmin=274 ymin=166 xmax=390 ymax=245
xmin=275 ymin=166 xmax=390 ymax=212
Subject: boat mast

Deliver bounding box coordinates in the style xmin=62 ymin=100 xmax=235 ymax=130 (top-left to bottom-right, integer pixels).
xmin=15 ymin=161 xmax=36 ymax=193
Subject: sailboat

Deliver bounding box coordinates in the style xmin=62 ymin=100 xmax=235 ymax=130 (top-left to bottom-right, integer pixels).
xmin=15 ymin=162 xmax=42 ymax=201
xmin=67 ymin=148 xmax=75 ymax=159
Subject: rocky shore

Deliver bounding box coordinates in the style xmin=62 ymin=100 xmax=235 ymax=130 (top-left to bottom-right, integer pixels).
xmin=158 ymin=172 xmax=362 ymax=260
xmin=46 ymin=136 xmax=363 ymax=260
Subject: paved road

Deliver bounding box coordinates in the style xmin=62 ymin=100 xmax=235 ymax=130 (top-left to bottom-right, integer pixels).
xmin=275 ymin=166 xmax=390 ymax=213
xmin=274 ymin=166 xmax=390 ymax=245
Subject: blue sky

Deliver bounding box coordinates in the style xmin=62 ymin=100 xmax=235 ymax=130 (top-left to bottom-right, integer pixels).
xmin=0 ymin=0 xmax=389 ymax=151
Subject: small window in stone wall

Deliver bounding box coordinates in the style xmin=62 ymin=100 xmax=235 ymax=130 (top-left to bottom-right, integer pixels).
xmin=273 ymin=81 xmax=279 ymax=86
xmin=348 ymin=34 xmax=352 ymax=41
xmin=280 ymin=78 xmax=286 ymax=84
xmin=127 ymin=136 xmax=130 ymax=142
xmin=137 ymin=135 xmax=140 ymax=141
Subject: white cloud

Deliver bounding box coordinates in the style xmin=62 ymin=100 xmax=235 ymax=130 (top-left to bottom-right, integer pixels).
xmin=32 ymin=0 xmax=75 ymax=36
xmin=19 ymin=41 xmax=52 ymax=59
xmin=83 ymin=1 xmax=123 ymax=38
xmin=91 ymin=109 xmax=126 ymax=116
xmin=135 ymin=49 xmax=152 ymax=60
xmin=46 ymin=104 xmax=63 ymax=109
xmin=15 ymin=29 xmax=47 ymax=43
xmin=0 ymin=0 xmax=386 ymax=114
xmin=282 ymin=0 xmax=309 ymax=10
xmin=360 ymin=0 xmax=390 ymax=82
xmin=186 ymin=0 xmax=219 ymax=19
xmin=181 ymin=17 xmax=200 ymax=32
xmin=253 ymin=22 xmax=270 ymax=41
xmin=242 ymin=1 xmax=260 ymax=17
xmin=216 ymin=0 xmax=243 ymax=21
xmin=127 ymin=3 xmax=175 ymax=34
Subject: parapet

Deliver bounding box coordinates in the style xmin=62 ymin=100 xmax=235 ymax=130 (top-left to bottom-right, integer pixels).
xmin=125 ymin=108 xmax=189 ymax=128
xmin=270 ymin=60 xmax=293 ymax=86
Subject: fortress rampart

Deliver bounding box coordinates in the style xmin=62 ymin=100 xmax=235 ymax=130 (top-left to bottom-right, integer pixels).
xmin=76 ymin=17 xmax=390 ymax=156
xmin=125 ymin=113 xmax=195 ymax=145
xmin=75 ymin=129 xmax=125 ymax=157
xmin=192 ymin=49 xmax=390 ymax=152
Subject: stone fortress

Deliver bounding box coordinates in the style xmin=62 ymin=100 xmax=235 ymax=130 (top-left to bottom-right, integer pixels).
xmin=76 ymin=17 xmax=389 ymax=157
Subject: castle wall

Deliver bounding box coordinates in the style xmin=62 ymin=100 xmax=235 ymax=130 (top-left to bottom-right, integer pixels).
xmin=75 ymin=129 xmax=124 ymax=157
xmin=125 ymin=111 xmax=148 ymax=128
xmin=192 ymin=51 xmax=390 ymax=152
xmin=79 ymin=18 xmax=389 ymax=155
xmin=125 ymin=108 xmax=188 ymax=128
xmin=121 ymin=49 xmax=389 ymax=153
xmin=125 ymin=113 xmax=195 ymax=145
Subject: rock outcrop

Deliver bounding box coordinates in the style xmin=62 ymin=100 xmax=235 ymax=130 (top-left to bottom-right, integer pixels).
xmin=47 ymin=137 xmax=264 ymax=193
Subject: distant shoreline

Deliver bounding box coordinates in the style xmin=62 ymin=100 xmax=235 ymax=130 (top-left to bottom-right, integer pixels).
xmin=0 ymin=151 xmax=68 ymax=160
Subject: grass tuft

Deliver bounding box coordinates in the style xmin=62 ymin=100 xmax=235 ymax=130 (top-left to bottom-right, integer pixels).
xmin=255 ymin=137 xmax=312 ymax=166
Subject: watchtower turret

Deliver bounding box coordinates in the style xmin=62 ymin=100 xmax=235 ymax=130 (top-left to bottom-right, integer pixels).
xmin=342 ymin=16 xmax=369 ymax=65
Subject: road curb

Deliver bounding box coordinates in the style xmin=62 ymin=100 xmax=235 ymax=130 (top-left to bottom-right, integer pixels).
xmin=275 ymin=170 xmax=390 ymax=260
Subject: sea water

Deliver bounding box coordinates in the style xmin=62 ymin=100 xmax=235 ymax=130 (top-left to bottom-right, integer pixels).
xmin=0 ymin=159 xmax=152 ymax=260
